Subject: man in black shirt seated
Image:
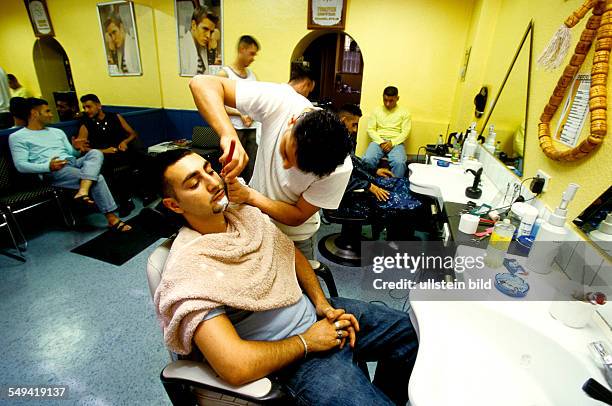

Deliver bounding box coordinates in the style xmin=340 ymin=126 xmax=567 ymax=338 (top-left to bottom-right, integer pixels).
xmin=76 ymin=94 xmax=155 ymax=215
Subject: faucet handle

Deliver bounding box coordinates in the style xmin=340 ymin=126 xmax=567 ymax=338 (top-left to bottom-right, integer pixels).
xmin=589 ymin=341 xmax=612 ymax=366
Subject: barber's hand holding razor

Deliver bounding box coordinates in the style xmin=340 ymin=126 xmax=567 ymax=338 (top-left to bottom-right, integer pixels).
xmin=220 ymin=136 xmax=247 ymax=180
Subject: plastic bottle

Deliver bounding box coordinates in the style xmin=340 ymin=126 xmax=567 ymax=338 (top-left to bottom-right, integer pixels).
xmin=508 ymin=202 xmax=539 ymax=238
xmin=484 ymin=124 xmax=497 ymax=155
xmin=461 ymin=124 xmax=478 ymax=162
xmin=437 ymin=134 xmax=444 ymax=145
xmin=485 ymin=219 xmax=515 ymax=268
xmin=494 ymin=141 xmax=502 ymax=157
xmin=527 ymin=183 xmax=579 ymax=274
xmin=451 ymin=141 xmax=461 ymax=163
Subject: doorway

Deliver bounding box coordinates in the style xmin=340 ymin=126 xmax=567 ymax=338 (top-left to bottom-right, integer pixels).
xmin=32 ymin=37 xmax=76 ymax=121
xmin=292 ymin=32 xmax=363 ymax=109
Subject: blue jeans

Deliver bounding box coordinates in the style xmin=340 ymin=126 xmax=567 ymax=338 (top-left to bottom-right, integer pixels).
xmin=46 ymin=150 xmax=118 ymax=213
xmin=277 ymin=297 xmax=418 ymax=405
xmin=363 ymin=142 xmax=407 ymax=178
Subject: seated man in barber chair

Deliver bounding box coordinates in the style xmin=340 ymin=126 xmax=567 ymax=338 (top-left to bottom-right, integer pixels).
xmin=338 ymin=104 xmax=423 ymax=240
xmin=76 ymin=93 xmax=156 ymax=216
xmin=155 ymin=149 xmax=418 ymax=405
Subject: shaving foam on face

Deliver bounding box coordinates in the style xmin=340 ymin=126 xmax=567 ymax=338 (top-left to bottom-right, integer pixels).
xmin=218 ymin=194 xmax=229 ymax=210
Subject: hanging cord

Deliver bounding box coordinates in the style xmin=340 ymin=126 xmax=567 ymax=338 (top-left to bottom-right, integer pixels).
xmin=537 ymin=0 xmax=598 ymax=70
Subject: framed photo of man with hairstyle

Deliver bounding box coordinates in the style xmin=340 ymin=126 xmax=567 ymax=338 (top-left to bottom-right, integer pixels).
xmin=175 ymin=0 xmax=223 ymax=76
xmin=96 ymin=1 xmax=142 ymax=76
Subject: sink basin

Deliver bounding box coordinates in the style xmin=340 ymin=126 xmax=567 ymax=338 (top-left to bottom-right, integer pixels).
xmin=409 ymin=300 xmax=608 ymax=406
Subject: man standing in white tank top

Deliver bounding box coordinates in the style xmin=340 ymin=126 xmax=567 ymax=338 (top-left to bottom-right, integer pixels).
xmin=218 ymin=35 xmax=260 ymax=182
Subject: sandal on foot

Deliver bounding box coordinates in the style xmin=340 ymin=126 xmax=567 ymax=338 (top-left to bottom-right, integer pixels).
xmin=109 ymin=220 xmax=131 ymax=233
xmin=74 ymin=195 xmax=96 ymax=207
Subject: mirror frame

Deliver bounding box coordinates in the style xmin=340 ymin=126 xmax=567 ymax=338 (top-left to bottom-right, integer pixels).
xmin=479 ymin=20 xmax=534 ymax=176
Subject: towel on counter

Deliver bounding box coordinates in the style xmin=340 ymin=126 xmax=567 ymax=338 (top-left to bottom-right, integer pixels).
xmin=154 ymin=204 xmax=302 ymax=355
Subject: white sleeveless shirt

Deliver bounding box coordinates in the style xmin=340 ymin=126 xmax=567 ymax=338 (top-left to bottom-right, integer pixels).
xmin=222 ymin=66 xmax=257 ymax=129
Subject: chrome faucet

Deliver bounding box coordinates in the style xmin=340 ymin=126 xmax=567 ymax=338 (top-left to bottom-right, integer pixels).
xmin=589 ymin=341 xmax=612 ymax=388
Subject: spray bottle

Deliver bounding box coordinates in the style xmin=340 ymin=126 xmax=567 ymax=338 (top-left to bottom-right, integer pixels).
xmin=461 ymin=122 xmax=478 ymax=162
xmin=527 ymin=183 xmax=580 ymax=274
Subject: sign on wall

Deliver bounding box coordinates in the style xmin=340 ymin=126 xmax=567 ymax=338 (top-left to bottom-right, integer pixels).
xmin=96 ymin=1 xmax=143 ymax=76
xmin=24 ymin=0 xmax=55 ymax=37
xmin=308 ymin=0 xmax=347 ymax=30
xmin=175 ymin=0 xmax=223 ymax=77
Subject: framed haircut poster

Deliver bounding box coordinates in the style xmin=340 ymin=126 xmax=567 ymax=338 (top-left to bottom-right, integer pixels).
xmin=175 ymin=0 xmax=223 ymax=76
xmin=97 ymin=1 xmax=142 ymax=76
xmin=308 ymin=0 xmax=347 ymax=30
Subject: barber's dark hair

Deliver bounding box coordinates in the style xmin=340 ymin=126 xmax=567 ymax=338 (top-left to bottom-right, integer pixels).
xmin=338 ymin=103 xmax=362 ymax=118
xmin=383 ymin=86 xmax=399 ymax=97
xmin=289 ymin=64 xmax=314 ymax=83
xmin=9 ymin=97 xmax=29 ymax=121
xmin=238 ymin=35 xmax=259 ymax=50
xmin=103 ymin=14 xmax=123 ymax=30
xmin=156 ymin=149 xmax=195 ymax=198
xmin=80 ymin=94 xmax=101 ymax=104
xmin=293 ymin=109 xmax=351 ymax=177
xmin=192 ymin=7 xmax=219 ymax=25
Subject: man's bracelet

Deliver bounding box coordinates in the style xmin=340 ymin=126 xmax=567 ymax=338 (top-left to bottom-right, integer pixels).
xmin=297 ymin=334 xmax=308 ymax=358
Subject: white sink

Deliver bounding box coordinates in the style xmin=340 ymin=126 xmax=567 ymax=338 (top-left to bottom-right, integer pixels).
xmin=409 ymin=300 xmax=609 ymax=406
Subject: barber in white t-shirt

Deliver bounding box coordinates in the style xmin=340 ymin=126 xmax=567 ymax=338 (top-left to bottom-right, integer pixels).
xmin=189 ymin=76 xmax=353 ymax=259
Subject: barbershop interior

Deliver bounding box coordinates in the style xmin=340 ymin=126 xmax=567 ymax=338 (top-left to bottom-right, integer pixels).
xmin=1 ymin=0 xmax=612 ymax=404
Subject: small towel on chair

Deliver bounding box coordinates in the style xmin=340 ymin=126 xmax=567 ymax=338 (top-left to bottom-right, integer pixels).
xmin=154 ymin=205 xmax=302 ymax=355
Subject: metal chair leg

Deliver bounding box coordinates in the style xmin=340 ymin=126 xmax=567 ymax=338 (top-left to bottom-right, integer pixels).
xmin=5 ymin=205 xmax=27 ymax=251
xmin=53 ymin=189 xmax=75 ymax=227
xmin=313 ymin=263 xmax=339 ymax=298
xmin=1 ymin=211 xmax=25 ymax=262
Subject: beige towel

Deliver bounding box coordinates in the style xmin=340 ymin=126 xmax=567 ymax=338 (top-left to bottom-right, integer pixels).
xmin=154 ymin=204 xmax=302 ymax=355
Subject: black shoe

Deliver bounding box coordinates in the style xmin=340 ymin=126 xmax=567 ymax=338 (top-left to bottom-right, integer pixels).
xmin=118 ymin=200 xmax=136 ymax=217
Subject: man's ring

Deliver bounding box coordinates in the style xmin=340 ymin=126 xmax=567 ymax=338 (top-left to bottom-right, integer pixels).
xmin=334 ymin=321 xmax=341 ymax=329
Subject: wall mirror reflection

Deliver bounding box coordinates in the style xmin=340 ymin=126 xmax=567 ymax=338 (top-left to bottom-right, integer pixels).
xmin=479 ymin=21 xmax=533 ymax=177
xmin=573 ymin=186 xmax=612 ymax=258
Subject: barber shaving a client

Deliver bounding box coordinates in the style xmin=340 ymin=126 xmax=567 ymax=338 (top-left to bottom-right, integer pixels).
xmin=155 ymin=149 xmax=418 ymax=405
xmin=189 ymin=75 xmax=353 ymax=259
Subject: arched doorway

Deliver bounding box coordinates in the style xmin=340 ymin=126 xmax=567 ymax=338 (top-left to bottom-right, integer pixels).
xmin=291 ymin=31 xmax=363 ymax=109
xmin=33 ymin=37 xmax=77 ymax=121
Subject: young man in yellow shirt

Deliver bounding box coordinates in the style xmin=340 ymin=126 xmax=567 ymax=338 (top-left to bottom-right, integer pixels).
xmin=363 ymin=86 xmax=411 ymax=177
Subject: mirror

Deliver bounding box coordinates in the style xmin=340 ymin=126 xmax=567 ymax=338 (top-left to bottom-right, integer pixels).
xmin=479 ymin=21 xmax=533 ymax=177
xmin=573 ymin=186 xmax=612 ymax=259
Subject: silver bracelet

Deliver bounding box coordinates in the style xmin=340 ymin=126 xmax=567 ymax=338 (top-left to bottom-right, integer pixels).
xmin=297 ymin=334 xmax=308 ymax=358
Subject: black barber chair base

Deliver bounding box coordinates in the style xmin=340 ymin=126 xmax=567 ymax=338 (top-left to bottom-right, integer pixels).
xmin=318 ymin=223 xmax=368 ymax=267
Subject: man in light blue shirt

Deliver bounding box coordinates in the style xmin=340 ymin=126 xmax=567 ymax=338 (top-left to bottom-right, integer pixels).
xmin=8 ymin=98 xmax=131 ymax=232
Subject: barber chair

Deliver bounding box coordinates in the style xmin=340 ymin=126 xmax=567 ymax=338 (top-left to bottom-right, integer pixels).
xmin=147 ymin=238 xmax=340 ymax=405
xmin=318 ymin=191 xmax=374 ymax=267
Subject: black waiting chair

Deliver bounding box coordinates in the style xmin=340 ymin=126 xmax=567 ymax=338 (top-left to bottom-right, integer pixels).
xmin=0 ymin=144 xmax=74 ymax=261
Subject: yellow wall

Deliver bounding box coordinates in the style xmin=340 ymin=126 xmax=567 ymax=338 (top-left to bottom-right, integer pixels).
xmin=451 ymin=0 xmax=612 ymax=223
xmin=0 ymin=0 xmax=162 ymax=107
xmin=1 ymin=0 xmax=609 ymax=220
